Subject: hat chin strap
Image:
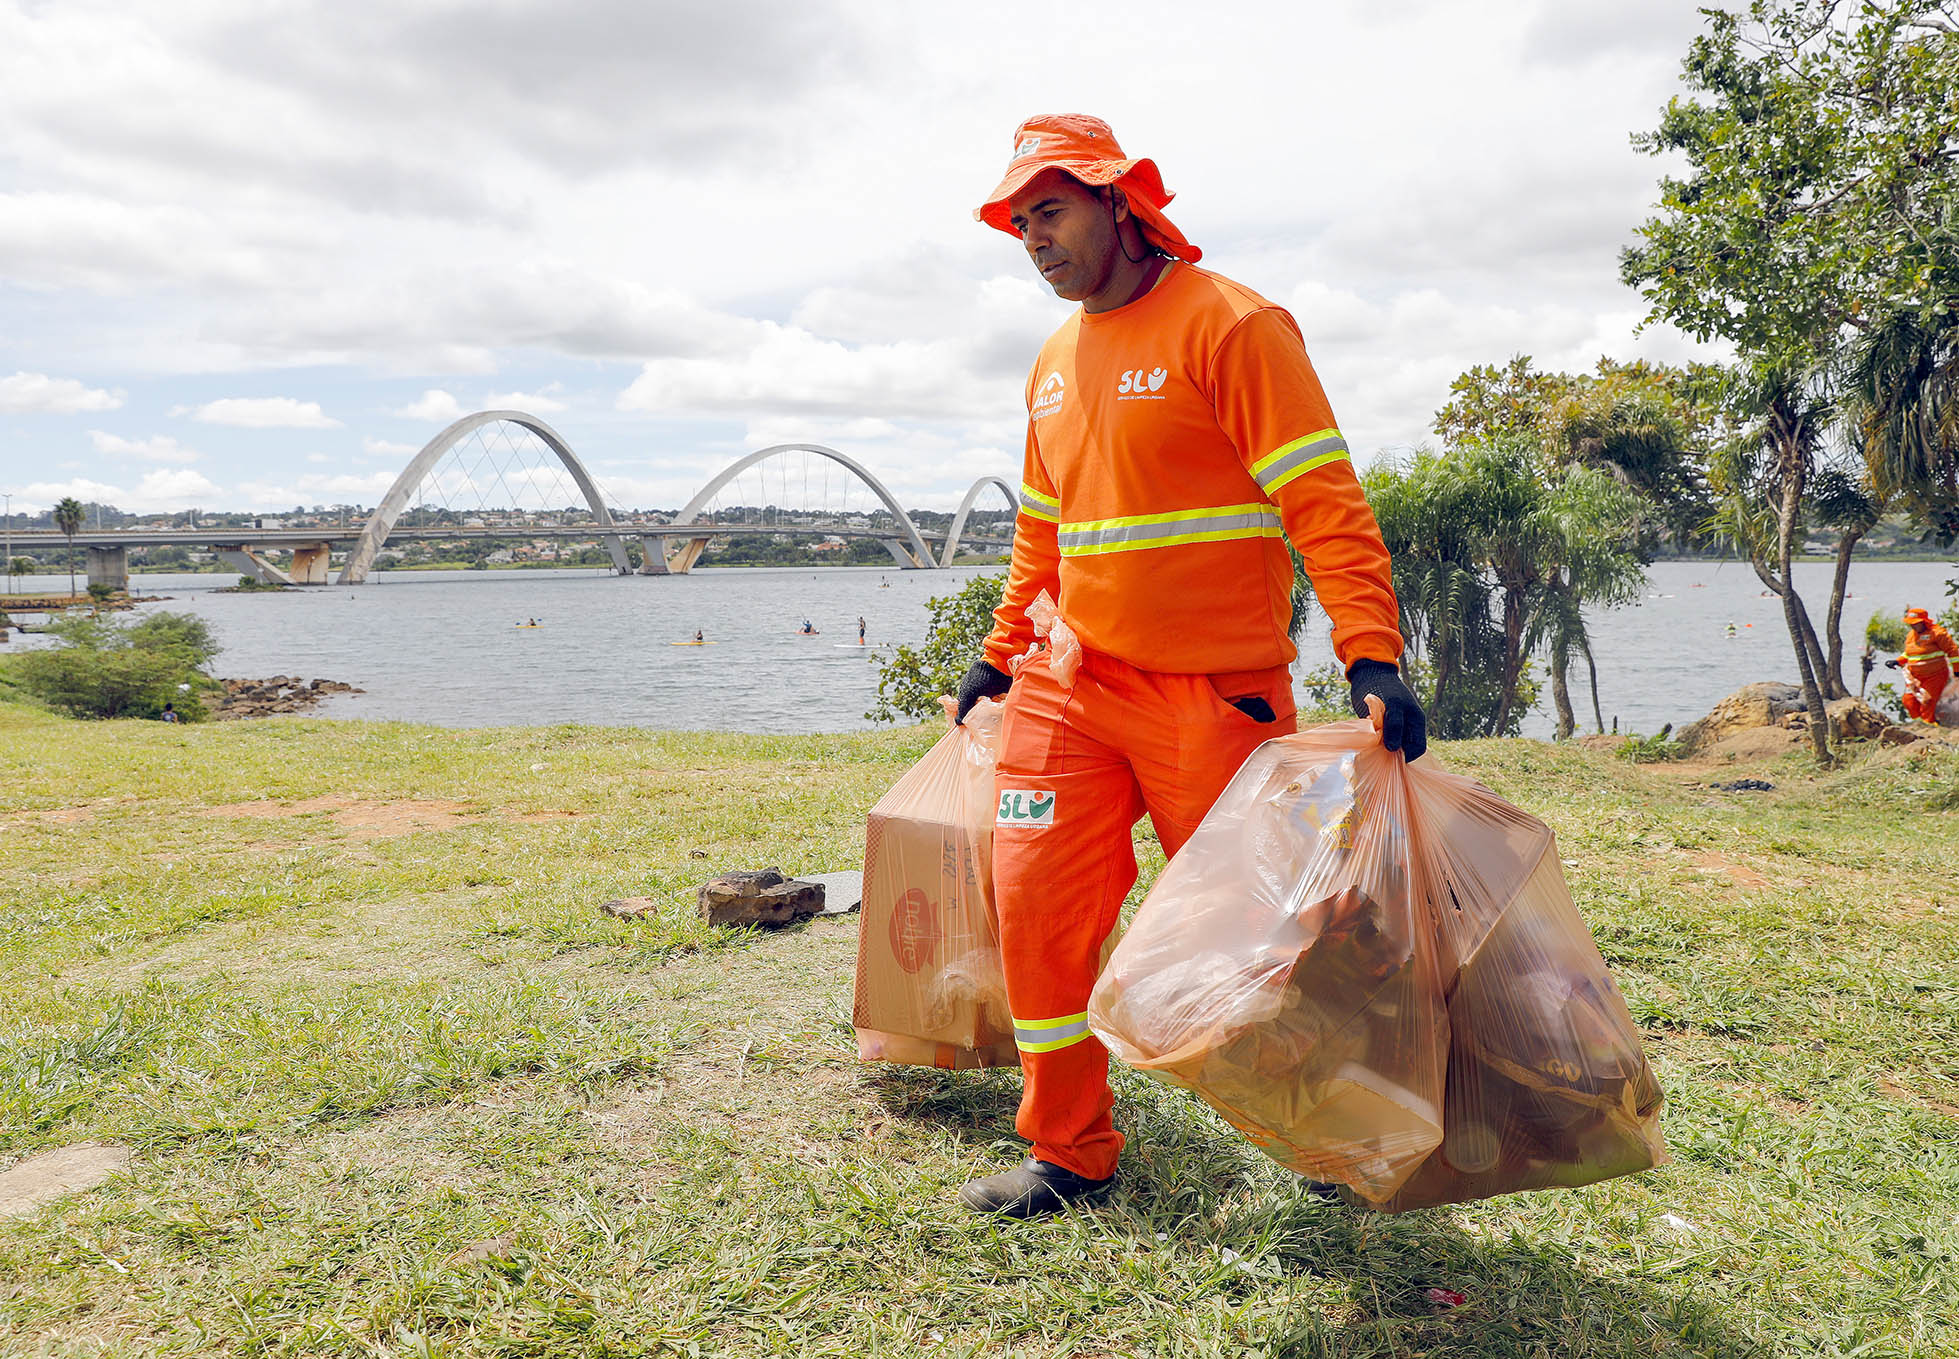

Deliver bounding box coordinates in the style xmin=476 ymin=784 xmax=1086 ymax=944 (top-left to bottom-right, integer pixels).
xmin=1107 ymin=187 xmax=1162 ymax=265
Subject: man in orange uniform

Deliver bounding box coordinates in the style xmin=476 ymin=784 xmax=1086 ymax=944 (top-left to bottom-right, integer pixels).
xmin=1887 ymin=606 xmax=1957 ymax=722
xmin=951 ymin=115 xmax=1427 ymax=1217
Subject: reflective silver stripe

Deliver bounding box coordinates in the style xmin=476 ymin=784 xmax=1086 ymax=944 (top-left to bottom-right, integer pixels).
xmin=1019 ymin=484 xmax=1060 ymax=523
xmin=1250 ymin=432 xmax=1351 ymax=496
xmin=1056 ymin=504 xmax=1282 ymax=557
xmin=1013 ymin=1012 xmax=1092 ymax=1053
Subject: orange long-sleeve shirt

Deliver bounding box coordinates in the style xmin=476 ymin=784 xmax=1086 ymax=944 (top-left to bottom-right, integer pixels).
xmin=983 ymin=261 xmax=1404 ymax=677
xmin=1901 ymin=621 xmax=1957 ymax=679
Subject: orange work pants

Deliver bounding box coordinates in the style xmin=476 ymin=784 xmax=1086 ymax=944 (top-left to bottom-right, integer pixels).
xmin=1903 ymin=661 xmax=1949 ymax=722
xmin=992 ymin=648 xmax=1297 ymax=1180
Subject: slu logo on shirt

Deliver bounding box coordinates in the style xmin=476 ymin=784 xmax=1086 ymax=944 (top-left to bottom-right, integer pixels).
xmin=997 ymin=789 xmax=1057 ymax=829
xmin=1031 ymin=372 xmax=1066 ymax=420
xmin=1116 ymin=367 xmax=1169 ymax=399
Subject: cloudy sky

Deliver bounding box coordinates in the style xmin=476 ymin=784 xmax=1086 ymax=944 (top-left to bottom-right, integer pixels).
xmin=0 ymin=0 xmax=1728 ymax=517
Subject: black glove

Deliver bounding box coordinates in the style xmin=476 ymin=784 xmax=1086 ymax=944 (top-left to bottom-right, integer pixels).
xmin=954 ymin=660 xmax=1013 ymax=724
xmin=1885 ymin=658 xmax=1902 ymax=670
xmin=1347 ymin=658 xmax=1428 ymax=761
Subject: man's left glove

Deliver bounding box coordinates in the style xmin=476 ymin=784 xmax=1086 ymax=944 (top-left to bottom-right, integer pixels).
xmin=1347 ymin=658 xmax=1427 ymax=761
xmin=955 ymin=660 xmax=1013 ymax=725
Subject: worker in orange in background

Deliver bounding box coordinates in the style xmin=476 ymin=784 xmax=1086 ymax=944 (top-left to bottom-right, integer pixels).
xmin=1887 ymin=606 xmax=1956 ymax=722
xmin=950 ymin=115 xmax=1426 ymax=1218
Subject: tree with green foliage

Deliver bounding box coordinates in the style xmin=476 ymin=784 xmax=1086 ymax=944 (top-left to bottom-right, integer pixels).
xmin=1623 ymin=0 xmax=1959 ymax=759
xmin=1363 ymin=439 xmax=1637 ymax=740
xmin=9 ymin=557 xmax=33 ymax=578
xmin=10 ymin=609 xmax=219 ymax=720
xmin=1435 ymin=355 xmax=1719 ymax=549
xmin=54 ymin=496 xmax=85 ymax=599
xmin=867 ymin=573 xmax=1005 ymax=724
xmin=1844 ymin=310 xmax=1959 ymax=543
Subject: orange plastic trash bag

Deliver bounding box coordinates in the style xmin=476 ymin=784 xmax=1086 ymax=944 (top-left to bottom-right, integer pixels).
xmin=1371 ymin=770 xmax=1667 ymax=1211
xmin=1088 ymin=713 xmax=1449 ymax=1201
xmin=853 ymin=698 xmax=1020 ymax=1070
xmin=1087 ymin=709 xmax=1666 ymax=1209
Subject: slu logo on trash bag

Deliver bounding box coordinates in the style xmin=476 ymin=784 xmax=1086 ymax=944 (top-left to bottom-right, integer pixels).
xmin=996 ymin=789 xmax=1056 ymax=830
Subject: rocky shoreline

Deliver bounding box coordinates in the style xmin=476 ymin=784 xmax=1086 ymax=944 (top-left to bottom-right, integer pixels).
xmin=208 ymin=675 xmax=363 ymax=720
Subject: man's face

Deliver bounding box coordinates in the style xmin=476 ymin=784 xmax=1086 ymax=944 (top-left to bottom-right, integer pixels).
xmin=1007 ymin=170 xmax=1119 ymax=303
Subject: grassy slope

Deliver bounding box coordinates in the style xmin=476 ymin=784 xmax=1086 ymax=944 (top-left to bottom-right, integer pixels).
xmin=1 ymin=700 xmax=1956 ymax=1358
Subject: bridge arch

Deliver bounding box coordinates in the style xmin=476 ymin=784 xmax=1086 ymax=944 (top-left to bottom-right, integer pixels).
xmin=663 ymin=443 xmax=936 ymax=571
xmin=940 ymin=475 xmax=1017 ymax=566
xmin=337 ymin=411 xmax=629 ymax=584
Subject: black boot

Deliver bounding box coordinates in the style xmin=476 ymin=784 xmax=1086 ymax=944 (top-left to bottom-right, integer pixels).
xmin=958 ymin=1157 xmax=1114 ymax=1218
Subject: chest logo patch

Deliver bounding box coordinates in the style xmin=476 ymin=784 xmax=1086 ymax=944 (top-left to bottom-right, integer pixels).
xmin=1031 ymin=372 xmax=1066 ymax=420
xmin=1117 ymin=367 xmax=1169 ymax=399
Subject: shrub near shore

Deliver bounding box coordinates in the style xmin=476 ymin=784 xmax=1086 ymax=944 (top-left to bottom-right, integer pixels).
xmin=1 ymin=698 xmax=1955 ymax=1356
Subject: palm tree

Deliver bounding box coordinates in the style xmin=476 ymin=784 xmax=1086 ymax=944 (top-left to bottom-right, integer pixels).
xmin=1846 ymin=308 xmax=1959 ymax=544
xmin=1364 ymin=453 xmax=1506 ymax=739
xmin=53 ymin=497 xmax=85 ymax=600
xmin=1715 ymin=365 xmax=1835 ymax=762
xmin=1523 ymin=466 xmax=1650 ymax=739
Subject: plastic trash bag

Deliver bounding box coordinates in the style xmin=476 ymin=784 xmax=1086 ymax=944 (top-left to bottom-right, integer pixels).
xmin=1369 ymin=770 xmax=1667 ymax=1211
xmin=1088 ymin=711 xmax=1448 ymax=1201
xmin=1087 ymin=705 xmax=1666 ymax=1209
xmin=1014 ymin=589 xmax=1082 ymax=689
xmin=853 ymin=698 xmax=1019 ymax=1070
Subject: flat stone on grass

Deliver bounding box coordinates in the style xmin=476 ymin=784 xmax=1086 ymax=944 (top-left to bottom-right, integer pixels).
xmin=802 ymin=870 xmax=863 ymax=915
xmin=0 ymin=1143 xmax=132 ymax=1219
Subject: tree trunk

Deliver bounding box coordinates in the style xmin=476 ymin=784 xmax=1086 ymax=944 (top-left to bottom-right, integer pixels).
xmin=1753 ymin=550 xmax=1833 ymax=692
xmin=1491 ymin=588 xmax=1526 ymax=737
xmin=1551 ymin=641 xmax=1575 ymax=741
xmin=1821 ymin=527 xmax=1862 ymax=700
xmin=1792 ymin=589 xmax=1833 ymax=697
xmin=1581 ymin=635 xmax=1605 ymax=733
xmin=1776 ymin=458 xmax=1832 ymax=763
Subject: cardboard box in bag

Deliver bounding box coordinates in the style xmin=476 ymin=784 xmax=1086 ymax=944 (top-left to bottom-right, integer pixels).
xmin=852 ymin=703 xmax=1019 ymax=1070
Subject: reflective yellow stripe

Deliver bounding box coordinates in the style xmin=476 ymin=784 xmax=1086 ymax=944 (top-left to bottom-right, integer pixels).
xmin=1013 ymin=1011 xmax=1092 ymax=1054
xmin=1019 ymin=483 xmax=1060 ymax=524
xmin=1249 ymin=429 xmax=1350 ymax=496
xmin=1057 ymin=503 xmax=1281 ymax=557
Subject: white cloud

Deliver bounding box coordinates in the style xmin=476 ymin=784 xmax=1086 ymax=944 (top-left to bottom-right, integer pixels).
xmin=362 ymin=436 xmax=422 ymax=456
xmin=486 ymin=386 xmax=567 ymax=414
xmin=233 ymin=471 xmax=398 ymax=509
xmin=0 ymin=371 xmax=124 ymax=414
xmin=305 ymin=451 xmax=333 ymax=464
xmin=189 ymin=396 xmax=341 ymax=428
xmin=393 ymin=389 xmax=464 ymax=423
xmin=0 ymin=0 xmax=1736 ymax=510
xmin=88 ymin=430 xmax=202 ymax=464
xmin=13 ymin=468 xmax=222 ymax=513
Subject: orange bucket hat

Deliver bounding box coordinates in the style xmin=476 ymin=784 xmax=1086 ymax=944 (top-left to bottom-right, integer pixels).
xmin=975 ymin=114 xmax=1202 ymax=263
xmin=1904 ymin=607 xmax=1932 ymax=626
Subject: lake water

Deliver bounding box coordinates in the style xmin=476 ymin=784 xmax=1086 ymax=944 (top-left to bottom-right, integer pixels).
xmin=8 ymin=559 xmax=1953 ymax=737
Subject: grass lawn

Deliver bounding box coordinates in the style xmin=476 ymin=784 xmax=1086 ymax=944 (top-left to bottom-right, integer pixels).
xmin=1 ymin=698 xmax=1956 ymax=1357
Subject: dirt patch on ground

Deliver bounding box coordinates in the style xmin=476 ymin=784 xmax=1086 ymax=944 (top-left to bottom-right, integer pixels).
xmin=1879 ymin=1076 xmax=1959 ymax=1120
xmin=1691 ymin=852 xmax=1772 ymax=890
xmin=202 ymin=796 xmax=481 ymax=837
xmin=514 ymin=810 xmax=586 ymax=822
xmin=4 ymin=804 xmax=97 ymax=827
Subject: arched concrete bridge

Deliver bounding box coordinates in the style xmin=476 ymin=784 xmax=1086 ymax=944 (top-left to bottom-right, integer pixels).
xmin=351 ymin=415 xmax=1016 ymax=580
xmin=44 ymin=412 xmax=1018 ymax=588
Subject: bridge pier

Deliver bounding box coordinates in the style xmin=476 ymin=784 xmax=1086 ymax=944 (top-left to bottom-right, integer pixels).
xmin=289 ymin=543 xmax=332 ymax=585
xmin=662 ymin=536 xmax=711 ymax=575
xmin=217 ymin=545 xmax=297 ymax=587
xmin=85 ymin=545 xmax=128 ymax=592
xmin=881 ymin=539 xmax=930 ymax=569
xmin=635 ymin=536 xmax=670 ymax=575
